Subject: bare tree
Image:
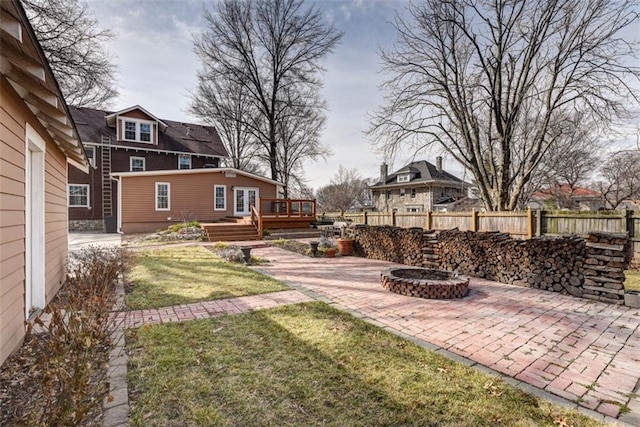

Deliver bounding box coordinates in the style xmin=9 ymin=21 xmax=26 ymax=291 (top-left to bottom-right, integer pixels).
xmin=190 ymin=75 xmax=263 ymax=173
xmin=370 ymin=0 xmax=639 ymax=211
xmin=23 ymin=0 xmax=118 ymax=108
xmin=518 ymin=113 xmax=603 ymax=208
xmin=596 ymin=150 xmax=640 ymax=208
xmin=316 ymin=165 xmax=371 ymax=212
xmin=193 ymin=0 xmax=341 ymax=184
xmin=273 ymin=89 xmax=332 ymax=197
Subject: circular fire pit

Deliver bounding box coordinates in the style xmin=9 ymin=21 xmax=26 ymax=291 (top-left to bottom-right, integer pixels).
xmin=381 ymin=268 xmax=469 ymax=299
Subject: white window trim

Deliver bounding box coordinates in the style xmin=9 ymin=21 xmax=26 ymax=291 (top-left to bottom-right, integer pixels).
xmin=178 ymin=154 xmax=192 ymax=170
xmin=130 ymin=156 xmax=146 ymax=172
xmin=84 ymin=146 xmax=96 ymax=168
xmin=386 ymin=190 xmax=392 ymax=200
xmin=397 ymin=174 xmax=410 ymax=183
xmin=400 ymin=188 xmax=406 ymax=197
xmin=214 ymin=185 xmax=226 ymax=211
xmin=25 ymin=123 xmax=46 ymax=317
xmin=120 ymin=118 xmax=155 ymax=144
xmin=155 ymin=182 xmax=170 ymax=211
xmin=68 ymin=184 xmax=90 ymax=207
xmin=410 ymin=188 xmax=417 ymax=198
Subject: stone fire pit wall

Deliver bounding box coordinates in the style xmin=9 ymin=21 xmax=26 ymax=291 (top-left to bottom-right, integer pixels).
xmin=352 ymin=225 xmax=632 ymax=305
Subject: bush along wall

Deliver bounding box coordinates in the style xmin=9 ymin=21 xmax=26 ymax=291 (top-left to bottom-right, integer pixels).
xmin=352 ymin=225 xmax=632 ymax=305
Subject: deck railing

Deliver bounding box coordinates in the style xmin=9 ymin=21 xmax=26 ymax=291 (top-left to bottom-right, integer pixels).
xmin=258 ymin=198 xmax=316 ymax=218
xmin=250 ymin=198 xmax=317 ymax=237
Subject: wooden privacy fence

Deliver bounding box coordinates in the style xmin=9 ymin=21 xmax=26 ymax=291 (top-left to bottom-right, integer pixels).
xmin=320 ymin=209 xmax=640 ymax=253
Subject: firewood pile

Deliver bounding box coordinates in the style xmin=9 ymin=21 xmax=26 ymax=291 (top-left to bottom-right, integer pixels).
xmin=352 ymin=225 xmax=632 ymax=305
xmin=352 ymin=225 xmax=433 ymax=266
xmin=438 ymin=229 xmax=586 ymax=295
xmin=581 ymin=232 xmax=631 ymax=304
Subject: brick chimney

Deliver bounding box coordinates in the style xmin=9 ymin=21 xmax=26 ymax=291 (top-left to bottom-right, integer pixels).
xmin=380 ymin=163 xmax=388 ymax=184
xmin=436 ymin=156 xmax=443 ymax=173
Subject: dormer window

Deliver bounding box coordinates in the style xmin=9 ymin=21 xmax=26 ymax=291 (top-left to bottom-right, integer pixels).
xmin=121 ymin=119 xmax=154 ymax=143
xmin=397 ymin=174 xmax=411 ymax=183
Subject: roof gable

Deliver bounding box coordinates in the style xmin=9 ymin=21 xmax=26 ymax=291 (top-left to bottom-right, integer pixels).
xmin=105 ymin=105 xmax=168 ymax=132
xmin=0 ymin=0 xmax=87 ymax=170
xmin=70 ymin=106 xmax=228 ymax=158
xmin=375 ymin=160 xmax=466 ymax=187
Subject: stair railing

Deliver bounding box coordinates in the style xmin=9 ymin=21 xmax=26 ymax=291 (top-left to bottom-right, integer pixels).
xmin=250 ymin=203 xmax=263 ymax=239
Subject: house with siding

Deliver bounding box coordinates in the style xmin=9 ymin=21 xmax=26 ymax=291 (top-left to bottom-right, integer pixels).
xmin=0 ymin=0 xmax=89 ymax=365
xmin=370 ymin=158 xmax=471 ymax=212
xmin=68 ymin=105 xmax=228 ymax=232
xmin=112 ymin=168 xmax=282 ymax=234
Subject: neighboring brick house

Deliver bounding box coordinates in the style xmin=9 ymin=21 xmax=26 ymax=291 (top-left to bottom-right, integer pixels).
xmin=370 ymin=158 xmax=470 ymax=212
xmin=528 ymin=184 xmax=604 ymax=211
xmin=67 ymin=105 xmax=228 ymax=231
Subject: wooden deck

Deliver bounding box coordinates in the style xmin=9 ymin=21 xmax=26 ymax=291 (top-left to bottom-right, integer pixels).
xmin=203 ymin=199 xmax=317 ymax=242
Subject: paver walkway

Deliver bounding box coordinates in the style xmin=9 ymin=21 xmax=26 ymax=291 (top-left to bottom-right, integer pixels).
xmin=114 ymin=290 xmax=314 ymax=328
xmin=250 ymin=246 xmax=640 ymax=423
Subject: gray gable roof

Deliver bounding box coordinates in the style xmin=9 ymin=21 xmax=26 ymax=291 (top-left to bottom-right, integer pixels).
xmin=69 ymin=106 xmax=227 ymax=158
xmin=372 ymin=160 xmax=466 ymax=187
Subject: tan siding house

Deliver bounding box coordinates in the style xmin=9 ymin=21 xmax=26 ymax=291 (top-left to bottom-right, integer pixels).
xmin=113 ymin=168 xmax=281 ymax=233
xmin=0 ymin=0 xmax=88 ymax=365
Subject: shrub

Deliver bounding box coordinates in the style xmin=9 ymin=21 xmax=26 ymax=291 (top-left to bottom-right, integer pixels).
xmin=168 ymin=221 xmax=201 ymax=233
xmin=1 ymin=246 xmax=130 ymax=426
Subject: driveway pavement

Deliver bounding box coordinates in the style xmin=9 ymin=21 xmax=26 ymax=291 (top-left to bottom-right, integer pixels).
xmin=251 ymin=246 xmax=640 ymax=425
xmin=68 ymin=231 xmax=121 ymax=252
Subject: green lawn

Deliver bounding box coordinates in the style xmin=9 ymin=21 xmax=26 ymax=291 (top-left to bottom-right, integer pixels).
xmin=127 ymin=302 xmax=603 ymax=427
xmin=126 ymin=246 xmax=288 ymax=310
xmin=625 ymin=270 xmax=640 ymax=292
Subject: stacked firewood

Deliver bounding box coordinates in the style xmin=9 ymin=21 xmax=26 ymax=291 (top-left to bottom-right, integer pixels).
xmin=581 ymin=232 xmax=630 ymax=304
xmin=437 ymin=230 xmax=586 ymax=294
xmin=352 ymin=225 xmax=431 ymax=266
xmin=353 ymin=225 xmax=632 ymax=305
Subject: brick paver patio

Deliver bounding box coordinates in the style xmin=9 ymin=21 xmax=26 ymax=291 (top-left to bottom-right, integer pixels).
xmin=251 ymin=246 xmax=640 ymax=422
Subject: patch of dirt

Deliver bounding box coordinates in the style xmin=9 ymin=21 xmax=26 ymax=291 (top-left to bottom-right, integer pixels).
xmin=271 ymin=239 xmax=312 ymax=256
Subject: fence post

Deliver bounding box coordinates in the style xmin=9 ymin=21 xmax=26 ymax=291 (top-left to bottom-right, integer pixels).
xmin=536 ymin=209 xmax=543 ymax=236
xmin=426 ymin=211 xmax=432 ymax=230
xmin=622 ymin=208 xmax=629 ymax=234
xmin=363 ymin=211 xmax=368 ymax=225
xmin=471 ymin=208 xmax=478 ymax=232
xmin=527 ymin=208 xmax=533 ymax=239
xmin=391 ymin=210 xmax=396 ymax=226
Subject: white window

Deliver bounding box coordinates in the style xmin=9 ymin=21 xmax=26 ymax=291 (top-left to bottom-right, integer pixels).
xmin=411 ymin=188 xmax=416 ymax=199
xmin=400 ymin=188 xmax=406 ymax=197
xmin=214 ymin=185 xmax=226 ymax=210
xmin=124 ymin=121 xmax=136 ymax=140
xmin=121 ymin=119 xmax=154 ymax=143
xmin=155 ymin=182 xmax=170 ymax=211
xmin=140 ymin=123 xmax=151 ymax=142
xmin=130 ymin=156 xmax=145 ymax=172
xmin=84 ymin=146 xmax=95 ymax=167
xmin=397 ymin=174 xmax=410 ymax=183
xmin=68 ymin=184 xmax=89 ymax=207
xmin=386 ymin=190 xmax=392 ymax=200
xmin=407 ymin=207 xmax=421 ymax=213
xmin=178 ymin=154 xmax=191 ymax=170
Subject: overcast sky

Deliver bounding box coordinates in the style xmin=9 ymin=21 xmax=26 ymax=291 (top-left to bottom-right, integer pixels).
xmin=86 ymin=0 xmax=639 ymax=190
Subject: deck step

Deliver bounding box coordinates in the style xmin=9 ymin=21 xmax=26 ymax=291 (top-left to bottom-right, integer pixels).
xmin=202 ymin=223 xmax=261 ymax=242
